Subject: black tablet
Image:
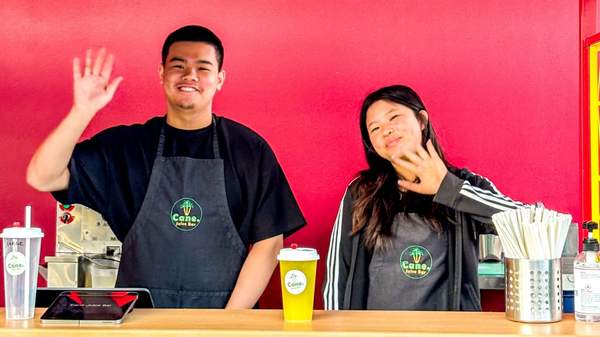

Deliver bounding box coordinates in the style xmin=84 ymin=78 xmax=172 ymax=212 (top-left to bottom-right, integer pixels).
xmin=36 ymin=287 xmax=154 ymax=308
xmin=40 ymin=290 xmax=138 ymax=324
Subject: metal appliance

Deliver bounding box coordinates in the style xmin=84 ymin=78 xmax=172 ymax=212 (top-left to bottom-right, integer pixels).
xmin=42 ymin=203 xmax=121 ymax=288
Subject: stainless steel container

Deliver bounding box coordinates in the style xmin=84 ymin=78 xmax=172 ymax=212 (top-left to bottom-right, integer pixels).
xmin=44 ymin=255 xmax=82 ymax=288
xmin=479 ymin=234 xmax=503 ymax=262
xmin=80 ymin=255 xmax=119 ymax=288
xmin=505 ymin=258 xmax=562 ymax=323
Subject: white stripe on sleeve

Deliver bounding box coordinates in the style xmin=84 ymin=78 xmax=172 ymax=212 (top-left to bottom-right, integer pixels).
xmin=461 ymin=182 xmax=523 ymax=209
xmin=324 ymin=193 xmax=345 ymax=310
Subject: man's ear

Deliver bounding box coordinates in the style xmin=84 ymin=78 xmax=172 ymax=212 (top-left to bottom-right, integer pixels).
xmin=217 ymin=69 xmax=226 ymax=91
xmin=158 ymin=63 xmax=164 ymax=84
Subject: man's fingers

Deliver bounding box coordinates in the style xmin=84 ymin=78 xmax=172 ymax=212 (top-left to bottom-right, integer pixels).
xmin=73 ymin=57 xmax=81 ymax=79
xmin=84 ymin=49 xmax=92 ymax=76
xmin=100 ymin=53 xmax=114 ymax=79
xmin=106 ymin=76 xmax=123 ymax=98
xmin=92 ymin=48 xmax=106 ymax=76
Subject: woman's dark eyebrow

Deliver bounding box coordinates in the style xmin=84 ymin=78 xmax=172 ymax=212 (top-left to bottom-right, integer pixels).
xmin=368 ymin=108 xmax=399 ymax=128
xmin=384 ymin=108 xmax=399 ymax=116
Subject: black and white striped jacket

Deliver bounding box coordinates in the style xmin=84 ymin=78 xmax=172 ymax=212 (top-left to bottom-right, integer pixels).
xmin=323 ymin=168 xmax=524 ymax=310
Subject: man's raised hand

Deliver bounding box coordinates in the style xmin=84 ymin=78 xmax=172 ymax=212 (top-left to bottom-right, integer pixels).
xmin=72 ymin=48 xmax=123 ymax=117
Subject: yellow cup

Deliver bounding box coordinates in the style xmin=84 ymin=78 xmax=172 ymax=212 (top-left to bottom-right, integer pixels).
xmin=277 ymin=246 xmax=319 ymax=321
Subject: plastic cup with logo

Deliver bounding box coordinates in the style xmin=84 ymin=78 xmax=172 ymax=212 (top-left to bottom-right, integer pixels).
xmin=277 ymin=244 xmax=319 ymax=321
xmin=1 ymin=209 xmax=44 ymax=320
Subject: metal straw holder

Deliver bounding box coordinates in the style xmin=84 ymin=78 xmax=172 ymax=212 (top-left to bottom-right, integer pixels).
xmin=505 ymin=258 xmax=562 ymax=323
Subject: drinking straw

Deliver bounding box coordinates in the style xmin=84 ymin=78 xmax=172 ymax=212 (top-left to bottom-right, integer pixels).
xmin=538 ymin=221 xmax=551 ymax=259
xmin=492 ymin=207 xmax=573 ymax=260
xmin=522 ymin=223 xmax=535 ymax=258
xmin=509 ymin=211 xmax=528 ymax=258
xmin=24 ymin=205 xmax=31 ymax=318
xmin=498 ymin=223 xmax=521 ymax=258
xmin=492 ymin=213 xmax=523 ymax=258
xmin=504 ymin=213 xmax=524 ymax=258
xmin=555 ymin=215 xmax=572 ymax=259
xmin=547 ymin=219 xmax=556 ymax=258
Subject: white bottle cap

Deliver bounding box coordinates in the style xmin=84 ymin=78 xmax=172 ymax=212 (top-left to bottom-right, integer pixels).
xmin=0 ymin=226 xmax=44 ymax=239
xmin=277 ymin=244 xmax=319 ymax=261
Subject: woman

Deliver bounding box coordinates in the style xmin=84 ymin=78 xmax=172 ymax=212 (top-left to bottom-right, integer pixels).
xmin=323 ymin=85 xmax=523 ymax=311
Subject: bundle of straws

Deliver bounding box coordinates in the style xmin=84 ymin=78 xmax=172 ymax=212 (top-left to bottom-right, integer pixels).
xmin=491 ymin=206 xmax=572 ymax=259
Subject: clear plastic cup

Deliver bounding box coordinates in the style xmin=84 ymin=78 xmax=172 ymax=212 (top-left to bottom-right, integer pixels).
xmin=1 ymin=226 xmax=44 ymax=320
xmin=277 ymin=245 xmax=319 ymax=321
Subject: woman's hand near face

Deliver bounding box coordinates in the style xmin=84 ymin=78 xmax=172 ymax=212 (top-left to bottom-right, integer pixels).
xmin=391 ymin=140 xmax=448 ymax=195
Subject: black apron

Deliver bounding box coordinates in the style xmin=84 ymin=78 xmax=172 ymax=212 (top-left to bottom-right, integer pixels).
xmin=367 ymin=213 xmax=449 ymax=310
xmin=116 ymin=117 xmax=247 ymax=308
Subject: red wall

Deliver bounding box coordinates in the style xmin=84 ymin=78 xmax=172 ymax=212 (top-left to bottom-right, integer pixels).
xmin=0 ymin=1 xmax=580 ymax=309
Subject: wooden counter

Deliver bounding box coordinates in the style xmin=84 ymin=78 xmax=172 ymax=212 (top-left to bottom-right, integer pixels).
xmin=2 ymin=308 xmax=600 ymax=336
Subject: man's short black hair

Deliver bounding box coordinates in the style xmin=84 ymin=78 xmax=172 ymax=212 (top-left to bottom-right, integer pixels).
xmin=161 ymin=25 xmax=224 ymax=70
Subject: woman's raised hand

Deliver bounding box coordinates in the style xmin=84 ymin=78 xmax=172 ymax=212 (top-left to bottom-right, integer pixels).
xmin=391 ymin=140 xmax=448 ymax=195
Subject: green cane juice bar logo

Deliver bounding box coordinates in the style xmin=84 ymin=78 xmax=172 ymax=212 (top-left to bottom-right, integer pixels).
xmin=5 ymin=251 xmax=26 ymax=276
xmin=399 ymin=245 xmax=432 ymax=279
xmin=284 ymin=270 xmax=307 ymax=295
xmin=170 ymin=198 xmax=202 ymax=231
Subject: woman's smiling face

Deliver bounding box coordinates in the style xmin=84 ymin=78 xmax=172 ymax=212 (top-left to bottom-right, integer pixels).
xmin=365 ymin=100 xmax=426 ymax=161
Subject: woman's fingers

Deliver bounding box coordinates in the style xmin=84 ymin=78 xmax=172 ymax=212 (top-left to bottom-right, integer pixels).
xmin=416 ymin=144 xmax=430 ymax=161
xmin=426 ymin=140 xmax=441 ymax=160
xmin=393 ymin=142 xmax=447 ymax=195
xmin=402 ymin=150 xmax=423 ymax=166
xmin=397 ymin=179 xmax=423 ymax=193
xmin=392 ymin=155 xmax=418 ymax=173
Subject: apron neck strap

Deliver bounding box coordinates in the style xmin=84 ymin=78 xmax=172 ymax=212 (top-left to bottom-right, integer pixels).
xmin=210 ymin=115 xmax=221 ymax=159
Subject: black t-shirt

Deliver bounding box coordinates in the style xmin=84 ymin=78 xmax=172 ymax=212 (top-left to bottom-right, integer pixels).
xmin=52 ymin=115 xmax=306 ymax=245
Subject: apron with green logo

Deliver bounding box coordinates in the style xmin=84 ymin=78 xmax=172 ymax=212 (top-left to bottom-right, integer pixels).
xmin=367 ymin=213 xmax=448 ymax=310
xmin=116 ymin=117 xmax=247 ymax=308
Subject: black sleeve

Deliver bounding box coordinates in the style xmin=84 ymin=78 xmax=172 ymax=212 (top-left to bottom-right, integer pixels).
xmin=247 ymin=142 xmax=306 ymax=243
xmin=323 ymin=185 xmax=353 ymax=310
xmin=51 ymin=138 xmax=109 ymax=215
xmin=433 ymin=168 xmax=525 ymax=235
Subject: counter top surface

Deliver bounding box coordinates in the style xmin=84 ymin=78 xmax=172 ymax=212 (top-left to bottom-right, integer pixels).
xmin=2 ymin=308 xmax=600 ymax=336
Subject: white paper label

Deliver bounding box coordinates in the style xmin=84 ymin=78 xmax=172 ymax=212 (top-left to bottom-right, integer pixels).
xmin=574 ymin=268 xmax=600 ymax=314
xmin=284 ymin=270 xmax=307 ymax=295
xmin=5 ymin=251 xmax=26 ymax=276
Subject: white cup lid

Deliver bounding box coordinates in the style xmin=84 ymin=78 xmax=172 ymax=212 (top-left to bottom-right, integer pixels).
xmin=277 ymin=245 xmax=319 ymax=261
xmin=0 ymin=227 xmax=44 ymax=239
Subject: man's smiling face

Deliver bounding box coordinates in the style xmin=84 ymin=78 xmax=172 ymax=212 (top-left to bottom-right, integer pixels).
xmin=159 ymin=41 xmax=224 ymax=115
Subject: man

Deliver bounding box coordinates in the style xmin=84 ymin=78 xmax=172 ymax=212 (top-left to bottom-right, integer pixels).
xmin=27 ymin=25 xmax=306 ymax=308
